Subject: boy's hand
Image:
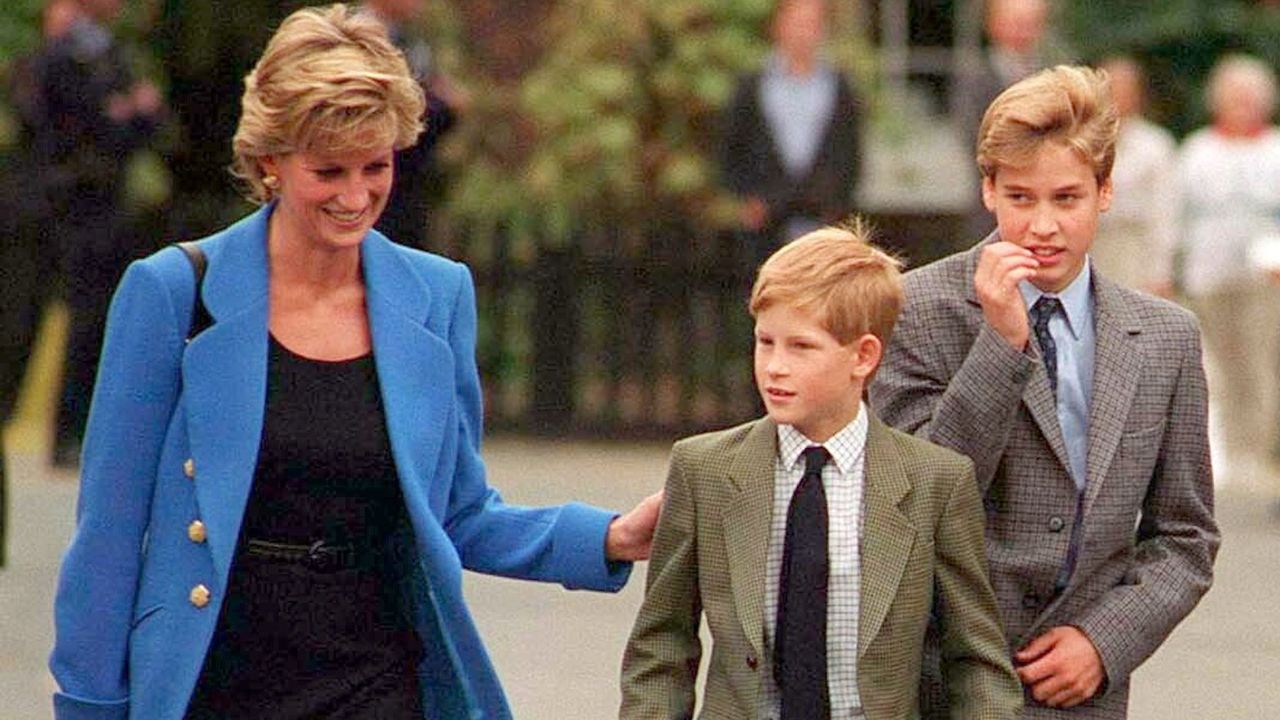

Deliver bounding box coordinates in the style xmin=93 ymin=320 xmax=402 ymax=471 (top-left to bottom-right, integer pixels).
xmin=1015 ymin=625 xmax=1105 ymax=708
xmin=606 ymin=490 xmax=664 ymax=562
xmin=975 ymin=241 xmax=1040 ymax=350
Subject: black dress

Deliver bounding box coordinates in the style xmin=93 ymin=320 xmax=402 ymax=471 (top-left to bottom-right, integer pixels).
xmin=185 ymin=336 xmax=423 ymax=719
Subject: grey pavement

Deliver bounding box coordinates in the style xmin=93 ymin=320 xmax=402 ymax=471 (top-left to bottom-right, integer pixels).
xmin=3 ymin=439 xmax=1278 ymax=719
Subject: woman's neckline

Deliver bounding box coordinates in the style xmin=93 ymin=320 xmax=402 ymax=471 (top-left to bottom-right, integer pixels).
xmin=269 ymin=333 xmax=372 ymax=364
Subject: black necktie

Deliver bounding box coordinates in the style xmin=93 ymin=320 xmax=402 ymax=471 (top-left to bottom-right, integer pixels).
xmin=1031 ymin=296 xmax=1063 ymax=397
xmin=775 ymin=445 xmax=831 ymax=720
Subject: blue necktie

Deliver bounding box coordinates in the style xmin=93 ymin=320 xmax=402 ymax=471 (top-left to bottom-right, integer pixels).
xmin=775 ymin=445 xmax=831 ymax=720
xmin=1031 ymin=296 xmax=1063 ymax=397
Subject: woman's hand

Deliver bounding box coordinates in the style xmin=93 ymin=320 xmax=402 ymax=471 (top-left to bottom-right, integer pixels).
xmin=605 ymin=491 xmax=665 ymax=562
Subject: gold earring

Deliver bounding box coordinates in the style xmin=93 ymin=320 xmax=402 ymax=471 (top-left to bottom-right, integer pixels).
xmin=262 ymin=174 xmax=279 ymax=190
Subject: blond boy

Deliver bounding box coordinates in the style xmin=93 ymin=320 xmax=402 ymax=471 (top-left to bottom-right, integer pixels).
xmin=621 ymin=226 xmax=1022 ymax=719
xmin=871 ymin=66 xmax=1220 ymax=718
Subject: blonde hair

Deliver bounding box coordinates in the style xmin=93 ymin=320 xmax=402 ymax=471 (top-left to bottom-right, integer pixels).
xmin=231 ymin=4 xmax=426 ymax=203
xmin=977 ymin=65 xmax=1119 ymax=183
xmin=750 ymin=220 xmax=904 ymax=347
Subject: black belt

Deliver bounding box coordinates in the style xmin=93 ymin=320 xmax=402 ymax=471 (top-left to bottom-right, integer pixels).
xmin=243 ymin=538 xmax=365 ymax=573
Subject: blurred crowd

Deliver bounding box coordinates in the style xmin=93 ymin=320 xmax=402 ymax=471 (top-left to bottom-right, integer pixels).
xmin=2 ymin=0 xmax=1280 ymax=492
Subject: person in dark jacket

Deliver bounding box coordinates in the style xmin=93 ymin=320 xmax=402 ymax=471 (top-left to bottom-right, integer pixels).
xmin=0 ymin=0 xmax=88 ymax=564
xmin=362 ymin=0 xmax=466 ymax=251
xmin=39 ymin=0 xmax=161 ymax=467
xmin=721 ymin=0 xmax=861 ymax=272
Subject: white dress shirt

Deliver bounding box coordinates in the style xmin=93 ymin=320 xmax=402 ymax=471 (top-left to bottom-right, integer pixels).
xmin=1178 ymin=126 xmax=1280 ymax=296
xmin=1093 ymin=116 xmax=1180 ymax=288
xmin=759 ymin=405 xmax=868 ymax=719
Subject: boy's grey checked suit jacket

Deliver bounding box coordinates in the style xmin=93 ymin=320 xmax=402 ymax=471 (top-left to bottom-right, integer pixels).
xmin=870 ymin=239 xmax=1220 ymax=719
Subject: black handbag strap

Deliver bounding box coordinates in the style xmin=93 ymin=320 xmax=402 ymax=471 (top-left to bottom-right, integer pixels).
xmin=175 ymin=241 xmax=213 ymax=341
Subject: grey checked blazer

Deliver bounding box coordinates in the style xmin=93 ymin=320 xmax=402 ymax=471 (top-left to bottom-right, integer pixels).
xmin=870 ymin=240 xmax=1221 ymax=719
xmin=620 ymin=415 xmax=1022 ymax=720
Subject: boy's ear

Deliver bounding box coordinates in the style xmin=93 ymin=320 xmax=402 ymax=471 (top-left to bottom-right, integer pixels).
xmin=981 ymin=175 xmax=998 ymax=213
xmin=1098 ymin=176 xmax=1114 ymax=212
xmin=850 ymin=333 xmax=883 ymax=381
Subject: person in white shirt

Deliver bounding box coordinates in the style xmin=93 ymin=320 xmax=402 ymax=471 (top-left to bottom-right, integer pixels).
xmin=1177 ymin=54 xmax=1280 ymax=484
xmin=1090 ymin=56 xmax=1180 ymax=296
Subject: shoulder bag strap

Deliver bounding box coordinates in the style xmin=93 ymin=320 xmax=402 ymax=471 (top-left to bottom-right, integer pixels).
xmin=175 ymin=241 xmax=213 ymax=341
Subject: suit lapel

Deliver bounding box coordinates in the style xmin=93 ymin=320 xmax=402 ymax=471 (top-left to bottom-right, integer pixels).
xmin=361 ymin=235 xmax=455 ymax=519
xmin=183 ymin=208 xmax=271 ymax=586
xmin=1083 ymin=273 xmax=1143 ymax=513
xmin=858 ymin=418 xmax=915 ymax=656
xmin=725 ymin=416 xmax=921 ymax=659
xmin=963 ymin=237 xmax=1074 ymax=476
xmin=1023 ymin=369 xmax=1074 ymax=474
xmin=722 ymin=419 xmax=780 ymax=658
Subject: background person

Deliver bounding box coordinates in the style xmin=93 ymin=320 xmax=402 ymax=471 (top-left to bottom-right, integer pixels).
xmin=0 ymin=0 xmax=84 ymax=566
xmin=1177 ymin=54 xmax=1280 ymax=485
xmin=1090 ymin=55 xmax=1179 ymax=296
xmin=954 ymin=0 xmax=1062 ymax=240
xmin=362 ymin=0 xmax=467 ymax=251
xmin=721 ymin=0 xmax=862 ymax=272
xmin=39 ymin=0 xmax=162 ymax=468
xmin=49 ymin=6 xmax=659 ymax=718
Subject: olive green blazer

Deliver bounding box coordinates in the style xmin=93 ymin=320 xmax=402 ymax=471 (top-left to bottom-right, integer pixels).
xmin=620 ymin=415 xmax=1022 ymax=719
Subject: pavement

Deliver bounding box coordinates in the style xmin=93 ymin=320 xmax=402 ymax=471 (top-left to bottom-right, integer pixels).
xmin=3 ymin=438 xmax=1279 ymax=719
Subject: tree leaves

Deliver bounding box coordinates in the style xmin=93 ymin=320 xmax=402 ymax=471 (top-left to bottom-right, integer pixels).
xmin=443 ymin=0 xmax=778 ymax=239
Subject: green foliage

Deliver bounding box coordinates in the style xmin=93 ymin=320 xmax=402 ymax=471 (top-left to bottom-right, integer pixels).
xmin=439 ymin=0 xmax=871 ymax=245
xmin=1059 ymin=0 xmax=1280 ymax=137
xmin=0 ymin=0 xmax=43 ymax=64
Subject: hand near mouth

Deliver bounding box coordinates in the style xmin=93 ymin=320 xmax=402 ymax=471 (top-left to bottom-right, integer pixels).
xmin=975 ymin=240 xmax=1041 ymax=350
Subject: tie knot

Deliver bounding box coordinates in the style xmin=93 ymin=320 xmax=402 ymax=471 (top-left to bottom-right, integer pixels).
xmin=1031 ymin=296 xmax=1062 ymax=330
xmin=802 ymin=446 xmax=830 ymax=477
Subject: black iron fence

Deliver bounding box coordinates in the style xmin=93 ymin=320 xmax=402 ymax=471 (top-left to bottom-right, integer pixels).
xmin=436 ymin=212 xmax=966 ymax=439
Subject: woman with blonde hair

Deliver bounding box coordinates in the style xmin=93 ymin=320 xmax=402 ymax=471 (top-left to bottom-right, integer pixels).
xmin=49 ymin=6 xmax=659 ymax=718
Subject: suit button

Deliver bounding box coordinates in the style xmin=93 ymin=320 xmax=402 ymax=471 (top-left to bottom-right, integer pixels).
xmin=190 ymin=584 xmax=211 ymax=608
xmin=746 ymin=655 xmax=758 ymax=670
xmin=1022 ymin=593 xmax=1040 ymax=610
xmin=187 ymin=520 xmax=207 ymax=543
xmin=1048 ymin=516 xmax=1066 ymax=533
xmin=183 ymin=458 xmax=196 ymax=479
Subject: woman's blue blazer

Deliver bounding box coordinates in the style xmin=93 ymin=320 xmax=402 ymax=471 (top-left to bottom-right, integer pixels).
xmin=50 ymin=205 xmax=630 ymax=719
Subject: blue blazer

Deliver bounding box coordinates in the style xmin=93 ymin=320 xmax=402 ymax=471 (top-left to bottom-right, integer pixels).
xmin=51 ymin=205 xmax=631 ymax=720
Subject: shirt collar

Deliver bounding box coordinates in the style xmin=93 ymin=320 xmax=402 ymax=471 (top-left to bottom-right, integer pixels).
xmin=763 ymin=51 xmax=832 ymax=82
xmin=776 ymin=402 xmax=869 ymax=475
xmin=1019 ymin=261 xmax=1092 ymax=340
xmin=69 ymin=16 xmax=111 ymax=56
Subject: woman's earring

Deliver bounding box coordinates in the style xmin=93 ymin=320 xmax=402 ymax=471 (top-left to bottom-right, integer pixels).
xmin=262 ymin=174 xmax=280 ymax=190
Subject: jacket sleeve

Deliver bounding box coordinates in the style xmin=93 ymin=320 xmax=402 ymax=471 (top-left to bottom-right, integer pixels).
xmin=50 ymin=259 xmax=185 ymax=720
xmin=933 ymin=458 xmax=1024 ymax=720
xmin=870 ymin=282 xmax=1037 ymax=494
xmin=1071 ymin=325 xmax=1220 ymax=689
xmin=620 ymin=442 xmax=702 ymax=720
xmin=438 ymin=264 xmax=631 ymax=592
xmin=812 ymin=73 xmax=861 ymax=221
xmin=720 ymin=74 xmax=760 ymax=199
